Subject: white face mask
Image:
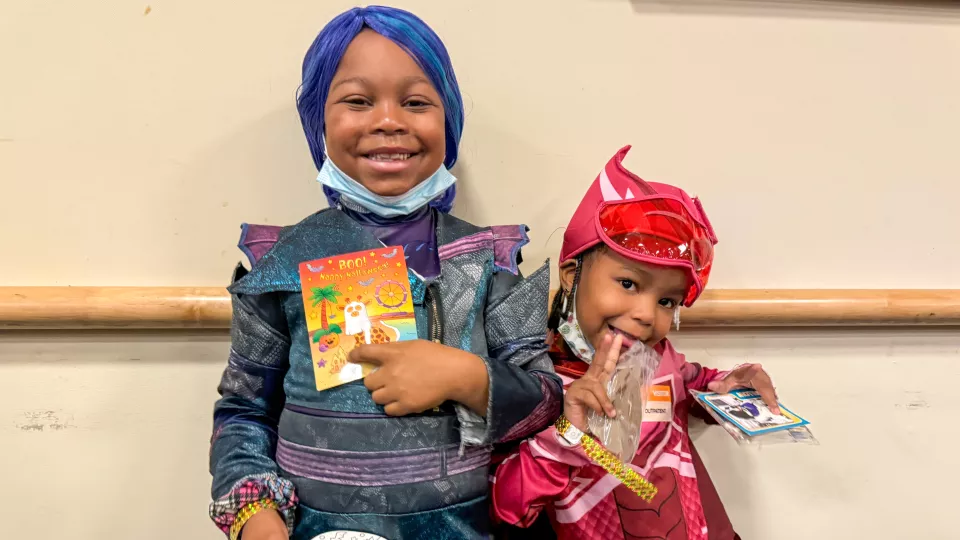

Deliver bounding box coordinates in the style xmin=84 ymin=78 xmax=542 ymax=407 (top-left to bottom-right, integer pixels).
xmin=316 ymin=149 xmax=456 ymax=218
xmin=557 ymin=294 xmax=596 ymax=362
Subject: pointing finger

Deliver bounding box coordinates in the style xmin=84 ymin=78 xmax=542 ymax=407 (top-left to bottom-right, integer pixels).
xmin=349 ymin=343 xmax=393 ymax=366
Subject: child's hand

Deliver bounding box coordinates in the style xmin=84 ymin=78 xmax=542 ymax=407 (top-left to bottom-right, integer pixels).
xmin=707 ymin=363 xmax=781 ymax=415
xmin=563 ymin=333 xmax=623 ymax=432
xmin=352 ymin=340 xmax=489 ymax=416
xmin=239 ymin=509 xmax=288 ymax=540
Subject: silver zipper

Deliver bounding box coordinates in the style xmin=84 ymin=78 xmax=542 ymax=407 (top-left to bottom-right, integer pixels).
xmin=426 ymin=284 xmax=442 ymax=343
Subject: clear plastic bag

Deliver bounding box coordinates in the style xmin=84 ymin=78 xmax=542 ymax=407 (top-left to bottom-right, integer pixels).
xmin=690 ymin=389 xmax=819 ymax=447
xmin=587 ymin=341 xmax=661 ymax=461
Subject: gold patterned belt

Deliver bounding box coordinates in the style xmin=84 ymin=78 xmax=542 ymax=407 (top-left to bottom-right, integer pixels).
xmin=554 ymin=415 xmax=658 ymax=502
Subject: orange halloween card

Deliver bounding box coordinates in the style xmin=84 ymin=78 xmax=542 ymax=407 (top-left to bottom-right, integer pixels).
xmin=298 ymin=246 xmax=417 ymax=391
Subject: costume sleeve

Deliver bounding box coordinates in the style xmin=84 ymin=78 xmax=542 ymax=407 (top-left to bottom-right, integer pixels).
xmin=491 ymin=427 xmax=593 ymax=527
xmin=679 ymin=357 xmax=728 ymax=392
xmin=208 ymin=270 xmax=297 ymax=536
xmin=454 ymin=261 xmax=564 ymax=446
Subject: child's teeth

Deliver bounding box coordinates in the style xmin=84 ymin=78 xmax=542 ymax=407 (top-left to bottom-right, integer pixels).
xmin=370 ymin=153 xmax=410 ymax=161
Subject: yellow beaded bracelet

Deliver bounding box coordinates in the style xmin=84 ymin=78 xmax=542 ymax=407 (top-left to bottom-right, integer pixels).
xmin=229 ymin=499 xmax=280 ymax=540
xmin=555 ymin=415 xmax=658 ymax=502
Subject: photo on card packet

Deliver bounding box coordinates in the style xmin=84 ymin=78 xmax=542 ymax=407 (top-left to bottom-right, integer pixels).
xmin=691 ymin=389 xmax=818 ymax=446
xmin=699 ymin=389 xmax=807 ymax=436
xmin=298 ymin=246 xmax=418 ymax=392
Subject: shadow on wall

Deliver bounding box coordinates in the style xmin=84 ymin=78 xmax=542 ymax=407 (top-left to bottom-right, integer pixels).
xmin=165 ymin=106 xmax=320 ymax=285
xmin=0 ymin=329 xmax=229 ymax=365
xmin=620 ymin=0 xmax=960 ymax=22
xmin=451 ymin=113 xmax=588 ymax=278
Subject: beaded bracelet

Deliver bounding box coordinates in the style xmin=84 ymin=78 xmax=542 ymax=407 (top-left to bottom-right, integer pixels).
xmin=229 ymin=499 xmax=280 ymax=540
xmin=555 ymin=415 xmax=658 ymax=502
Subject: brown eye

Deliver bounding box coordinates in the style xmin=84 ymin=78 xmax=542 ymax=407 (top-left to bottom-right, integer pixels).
xmin=659 ymin=298 xmax=678 ymax=309
xmin=619 ymin=279 xmax=635 ymax=290
xmin=404 ymin=99 xmax=431 ymax=110
xmin=343 ymin=96 xmax=371 ymax=107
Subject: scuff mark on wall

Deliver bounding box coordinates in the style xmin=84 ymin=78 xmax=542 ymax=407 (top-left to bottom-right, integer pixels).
xmin=16 ymin=410 xmax=75 ymax=432
xmin=905 ymin=398 xmax=929 ymax=410
xmin=895 ymin=391 xmax=930 ymax=411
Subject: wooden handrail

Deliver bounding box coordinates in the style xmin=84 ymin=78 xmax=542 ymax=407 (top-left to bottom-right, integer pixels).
xmin=0 ymin=287 xmax=230 ymax=330
xmin=2 ymin=287 xmax=960 ymax=330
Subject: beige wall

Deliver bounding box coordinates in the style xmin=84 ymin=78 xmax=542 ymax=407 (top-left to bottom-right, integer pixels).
xmin=3 ymin=0 xmax=960 ymax=538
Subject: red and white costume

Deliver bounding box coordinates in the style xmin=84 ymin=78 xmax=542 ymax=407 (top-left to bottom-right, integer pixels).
xmin=491 ymin=146 xmax=740 ymax=540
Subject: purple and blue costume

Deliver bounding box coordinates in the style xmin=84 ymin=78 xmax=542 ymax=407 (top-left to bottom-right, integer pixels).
xmin=208 ymin=7 xmax=562 ymax=538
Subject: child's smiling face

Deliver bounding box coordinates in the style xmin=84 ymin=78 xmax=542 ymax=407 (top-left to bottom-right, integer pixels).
xmin=560 ymin=248 xmax=690 ymax=352
xmin=324 ymin=30 xmax=447 ymax=197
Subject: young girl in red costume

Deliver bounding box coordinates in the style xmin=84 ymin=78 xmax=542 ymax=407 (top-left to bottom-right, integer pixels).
xmin=491 ymin=146 xmax=780 ymax=540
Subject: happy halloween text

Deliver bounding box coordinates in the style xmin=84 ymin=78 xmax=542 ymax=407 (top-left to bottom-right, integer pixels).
xmin=315 ymin=257 xmax=391 ymax=282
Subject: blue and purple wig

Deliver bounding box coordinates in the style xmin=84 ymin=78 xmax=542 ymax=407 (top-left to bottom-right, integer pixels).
xmin=297 ymin=5 xmax=464 ymax=213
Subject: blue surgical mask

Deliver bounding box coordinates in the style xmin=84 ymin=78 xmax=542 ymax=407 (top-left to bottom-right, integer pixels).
xmin=316 ymin=153 xmax=457 ymax=218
